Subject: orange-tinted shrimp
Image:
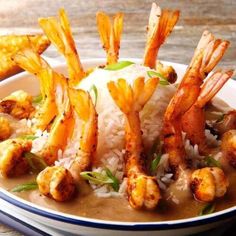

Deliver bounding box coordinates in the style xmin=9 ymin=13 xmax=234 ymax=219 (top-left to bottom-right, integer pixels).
xmin=162 ymin=31 xmax=230 ymax=178
xmin=96 ymin=11 xmax=123 ymax=65
xmin=143 ymin=3 xmax=180 ymax=69
xmin=108 ymin=77 xmax=161 ymax=210
xmin=182 ymin=70 xmax=234 ymax=154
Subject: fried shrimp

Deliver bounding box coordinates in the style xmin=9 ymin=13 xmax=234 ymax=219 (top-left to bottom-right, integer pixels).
xmin=143 ymin=3 xmax=179 ymax=69
xmin=66 ymin=88 xmax=98 ymax=181
xmin=37 ymin=166 xmax=76 ymax=202
xmin=96 ymin=11 xmax=123 ymax=65
xmin=0 ymin=139 xmax=31 ymax=177
xmin=39 ymin=9 xmax=85 ymax=86
xmin=108 ymin=77 xmax=160 ymax=210
xmin=38 ymin=75 xmax=74 ymax=165
xmin=0 ymin=117 xmax=11 ymax=141
xmin=182 ymin=70 xmax=234 ymax=154
xmin=0 ymin=34 xmax=50 ymax=80
xmin=0 ymin=90 xmax=35 ymax=119
xmin=190 ymin=167 xmax=229 ymax=202
xmin=13 ymin=48 xmax=58 ymax=131
xmin=162 ymin=31 xmax=230 ymax=178
xmin=221 ymin=130 xmax=236 ymax=168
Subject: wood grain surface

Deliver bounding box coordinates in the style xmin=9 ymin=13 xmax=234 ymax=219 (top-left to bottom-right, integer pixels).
xmin=0 ymin=0 xmax=235 ymax=235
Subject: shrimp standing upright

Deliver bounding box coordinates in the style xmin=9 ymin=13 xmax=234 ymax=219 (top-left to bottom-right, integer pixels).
xmin=13 ymin=48 xmax=58 ymax=131
xmin=67 ymin=88 xmax=98 ymax=182
xmin=96 ymin=11 xmax=123 ymax=65
xmin=108 ymin=77 xmax=161 ymax=210
xmin=143 ymin=3 xmax=179 ymax=69
xmin=162 ymin=31 xmax=230 ymax=178
xmin=39 ymin=9 xmax=85 ymax=86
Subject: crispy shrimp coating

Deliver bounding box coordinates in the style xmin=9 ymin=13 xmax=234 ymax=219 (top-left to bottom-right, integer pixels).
xmin=0 ymin=139 xmax=31 ymax=177
xmin=0 ymin=117 xmax=11 ymax=141
xmin=0 ymin=90 xmax=35 ymax=119
xmin=37 ymin=166 xmax=76 ymax=202
xmin=190 ymin=167 xmax=229 ymax=202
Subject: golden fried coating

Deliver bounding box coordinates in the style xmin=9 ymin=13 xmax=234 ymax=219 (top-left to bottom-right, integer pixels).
xmin=0 ymin=139 xmax=32 ymax=177
xmin=0 ymin=117 xmax=11 ymax=141
xmin=0 ymin=90 xmax=35 ymax=119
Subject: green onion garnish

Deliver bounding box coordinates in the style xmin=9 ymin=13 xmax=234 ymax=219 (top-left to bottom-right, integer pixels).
xmin=199 ymin=203 xmax=215 ymax=216
xmin=80 ymin=168 xmax=120 ymax=192
xmin=23 ymin=152 xmax=47 ymax=172
xmin=147 ymin=71 xmax=169 ymax=85
xmin=150 ymin=153 xmax=161 ymax=174
xmin=19 ymin=135 xmax=38 ymax=140
xmin=104 ymin=61 xmax=134 ymax=71
xmin=32 ymin=94 xmax=43 ymax=104
xmin=11 ymin=181 xmax=38 ymax=192
xmin=89 ymin=85 xmax=98 ymax=106
xmin=204 ymin=156 xmax=221 ymax=168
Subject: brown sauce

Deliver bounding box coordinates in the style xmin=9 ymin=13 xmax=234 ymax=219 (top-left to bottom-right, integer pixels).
xmin=0 ymin=98 xmax=236 ymax=222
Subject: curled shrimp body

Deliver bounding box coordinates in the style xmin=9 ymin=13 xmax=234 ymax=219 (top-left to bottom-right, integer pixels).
xmin=182 ymin=70 xmax=234 ymax=154
xmin=0 ymin=139 xmax=31 ymax=177
xmin=96 ymin=11 xmax=123 ymax=65
xmin=0 ymin=90 xmax=35 ymax=119
xmin=39 ymin=75 xmax=74 ymax=165
xmin=37 ymin=166 xmax=76 ymax=202
xmin=67 ymin=88 xmax=98 ymax=182
xmin=190 ymin=167 xmax=229 ymax=202
xmin=108 ymin=77 xmax=161 ymax=210
xmin=143 ymin=3 xmax=179 ymax=69
xmin=39 ymin=9 xmax=85 ymax=87
xmin=162 ymin=31 xmax=230 ymax=178
xmin=13 ymin=48 xmax=58 ymax=131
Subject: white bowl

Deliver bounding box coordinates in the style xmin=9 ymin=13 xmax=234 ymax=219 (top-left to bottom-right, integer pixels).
xmin=0 ymin=58 xmax=235 ymax=236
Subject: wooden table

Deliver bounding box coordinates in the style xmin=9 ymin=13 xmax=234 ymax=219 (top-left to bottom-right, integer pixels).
xmin=0 ymin=0 xmax=235 ymax=235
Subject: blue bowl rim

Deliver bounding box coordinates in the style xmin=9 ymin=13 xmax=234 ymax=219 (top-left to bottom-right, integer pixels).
xmin=0 ymin=191 xmax=236 ymax=231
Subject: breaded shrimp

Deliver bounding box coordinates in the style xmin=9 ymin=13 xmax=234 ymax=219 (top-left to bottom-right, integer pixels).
xmin=108 ymin=77 xmax=160 ymax=210
xmin=67 ymin=88 xmax=98 ymax=182
xmin=221 ymin=130 xmax=236 ymax=168
xmin=182 ymin=70 xmax=234 ymax=154
xmin=0 ymin=117 xmax=11 ymax=141
xmin=0 ymin=139 xmax=31 ymax=177
xmin=0 ymin=34 xmax=50 ymax=80
xmin=38 ymin=75 xmax=74 ymax=166
xmin=143 ymin=3 xmax=179 ymax=69
xmin=37 ymin=166 xmax=75 ymax=202
xmin=0 ymin=90 xmax=35 ymax=119
xmin=162 ymin=31 xmax=230 ymax=178
xmin=190 ymin=167 xmax=229 ymax=202
xmin=96 ymin=11 xmax=123 ymax=65
xmin=13 ymin=48 xmax=58 ymax=131
xmin=155 ymin=61 xmax=177 ymax=84
xmin=39 ymin=9 xmax=85 ymax=86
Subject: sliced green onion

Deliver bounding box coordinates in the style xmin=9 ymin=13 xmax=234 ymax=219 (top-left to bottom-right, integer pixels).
xmin=89 ymin=85 xmax=98 ymax=106
xmin=19 ymin=135 xmax=38 ymax=140
xmin=32 ymin=94 xmax=43 ymax=104
xmin=105 ymin=168 xmax=119 ymax=192
xmin=104 ymin=61 xmax=134 ymax=71
xmin=150 ymin=153 xmax=161 ymax=174
xmin=199 ymin=203 xmax=215 ymax=216
xmin=205 ymin=156 xmax=221 ymax=168
xmin=80 ymin=168 xmax=120 ymax=192
xmin=216 ymin=113 xmax=225 ymax=123
xmin=11 ymin=181 xmax=38 ymax=192
xmin=147 ymin=71 xmax=169 ymax=85
xmin=23 ymin=152 xmax=47 ymax=172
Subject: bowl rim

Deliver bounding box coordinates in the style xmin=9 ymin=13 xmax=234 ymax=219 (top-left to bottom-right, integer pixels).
xmin=0 ymin=58 xmax=235 ymax=231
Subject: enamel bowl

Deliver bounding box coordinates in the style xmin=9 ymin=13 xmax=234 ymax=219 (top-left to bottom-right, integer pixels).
xmin=0 ymin=58 xmax=236 ymax=236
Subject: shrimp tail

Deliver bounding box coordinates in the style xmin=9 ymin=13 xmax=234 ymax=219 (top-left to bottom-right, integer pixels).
xmin=96 ymin=12 xmax=123 ymax=65
xmin=107 ymin=77 xmax=159 ymax=115
xmin=68 ymin=88 xmax=98 ymax=156
xmin=143 ymin=3 xmax=180 ymax=68
xmin=182 ymin=70 xmax=234 ymax=151
xmin=39 ymin=9 xmax=85 ymax=86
